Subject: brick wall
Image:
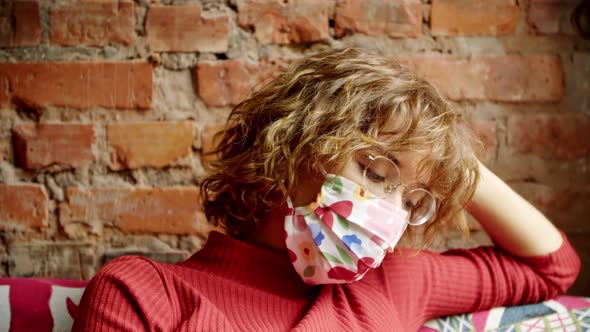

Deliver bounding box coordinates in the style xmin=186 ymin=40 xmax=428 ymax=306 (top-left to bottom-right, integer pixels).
xmin=0 ymin=0 xmax=588 ymax=295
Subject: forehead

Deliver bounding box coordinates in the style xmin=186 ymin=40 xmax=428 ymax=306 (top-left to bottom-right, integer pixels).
xmin=374 ymin=117 xmax=435 ymax=185
xmin=373 ymin=148 xmax=432 ymax=185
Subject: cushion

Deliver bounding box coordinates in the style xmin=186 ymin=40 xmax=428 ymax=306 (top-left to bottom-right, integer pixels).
xmin=419 ymin=295 xmax=590 ymax=332
xmin=0 ymin=278 xmax=88 ymax=332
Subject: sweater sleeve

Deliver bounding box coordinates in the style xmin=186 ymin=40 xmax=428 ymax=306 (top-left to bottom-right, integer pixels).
xmin=72 ymin=256 xmax=174 ymax=332
xmin=380 ymin=231 xmax=581 ymax=323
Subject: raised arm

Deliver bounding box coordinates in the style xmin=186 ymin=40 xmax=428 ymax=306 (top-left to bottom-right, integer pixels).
xmin=466 ymin=160 xmax=563 ymax=257
xmin=380 ymin=161 xmax=581 ymax=325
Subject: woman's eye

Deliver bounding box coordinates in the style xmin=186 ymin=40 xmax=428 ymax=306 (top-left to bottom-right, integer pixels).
xmin=405 ymin=197 xmax=425 ymax=211
xmin=404 ymin=198 xmax=415 ymax=209
xmin=367 ymin=169 xmax=385 ymax=182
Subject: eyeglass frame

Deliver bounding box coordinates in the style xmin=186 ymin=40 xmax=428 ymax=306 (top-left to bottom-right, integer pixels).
xmin=360 ymin=154 xmax=437 ymax=226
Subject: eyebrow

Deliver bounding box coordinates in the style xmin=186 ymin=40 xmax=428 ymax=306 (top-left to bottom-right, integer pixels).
xmin=370 ymin=149 xmax=432 ymax=190
xmin=369 ymin=148 xmax=400 ymax=166
xmin=383 ymin=151 xmax=400 ymax=166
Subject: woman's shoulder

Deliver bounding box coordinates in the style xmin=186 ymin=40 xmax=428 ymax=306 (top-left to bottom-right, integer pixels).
xmin=90 ymin=253 xmax=215 ymax=290
xmin=376 ymin=245 xmax=504 ymax=279
xmin=80 ymin=255 xmax=176 ymax=311
xmin=87 ymin=255 xmax=172 ymax=292
xmin=99 ymin=255 xmax=164 ymax=275
xmin=74 ymin=256 xmax=180 ymax=331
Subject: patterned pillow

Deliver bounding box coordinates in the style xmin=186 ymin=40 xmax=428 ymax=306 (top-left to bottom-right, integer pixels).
xmin=419 ymin=295 xmax=590 ymax=332
xmin=0 ymin=278 xmax=88 ymax=332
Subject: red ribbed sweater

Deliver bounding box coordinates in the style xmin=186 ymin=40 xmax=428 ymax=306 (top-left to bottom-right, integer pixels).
xmin=72 ymin=231 xmax=580 ymax=332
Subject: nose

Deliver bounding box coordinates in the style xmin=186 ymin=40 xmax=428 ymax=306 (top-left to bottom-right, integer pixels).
xmin=382 ymin=183 xmax=406 ymax=209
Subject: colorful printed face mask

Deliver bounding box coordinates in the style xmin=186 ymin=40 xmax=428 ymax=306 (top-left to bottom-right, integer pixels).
xmin=284 ymin=174 xmax=409 ymax=285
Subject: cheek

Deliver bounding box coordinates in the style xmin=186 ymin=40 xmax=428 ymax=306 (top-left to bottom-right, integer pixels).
xmin=338 ymin=162 xmax=365 ymax=186
xmin=291 ymin=176 xmax=324 ymax=207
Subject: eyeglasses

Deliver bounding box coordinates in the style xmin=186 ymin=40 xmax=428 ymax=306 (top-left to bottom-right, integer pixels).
xmin=358 ymin=153 xmax=437 ymax=226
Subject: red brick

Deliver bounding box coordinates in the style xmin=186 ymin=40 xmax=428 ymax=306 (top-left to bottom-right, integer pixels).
xmin=468 ymin=120 xmax=498 ymax=162
xmin=0 ymin=62 xmax=152 ymax=110
xmin=146 ymin=4 xmax=230 ymax=52
xmin=59 ymin=187 xmax=207 ymax=235
xmin=399 ymin=56 xmax=563 ymax=102
xmin=201 ymin=123 xmax=226 ymax=168
xmin=8 ymin=242 xmax=95 ymax=279
xmin=508 ymin=113 xmax=590 ymax=160
xmin=13 ymin=123 xmax=95 ymax=170
xmin=431 ymin=0 xmax=518 ymax=36
xmin=0 ymin=138 xmax=10 ymax=161
xmin=335 ymin=0 xmax=422 ymax=38
xmin=196 ymin=59 xmax=286 ymax=107
xmin=528 ymin=0 xmax=578 ymax=35
xmin=237 ymin=0 xmax=330 ymax=45
xmin=0 ymin=184 xmax=48 ymax=230
xmin=0 ymin=0 xmax=41 ymax=47
xmin=107 ymin=121 xmax=195 ymax=170
xmin=104 ymin=249 xmax=189 ymax=265
xmin=49 ymin=0 xmax=135 ymax=46
xmin=510 ymin=182 xmax=590 ymax=232
xmin=565 ymin=233 xmax=590 ymax=296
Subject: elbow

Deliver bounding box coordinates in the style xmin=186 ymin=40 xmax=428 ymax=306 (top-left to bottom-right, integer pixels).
xmin=558 ymin=250 xmax=582 ymax=294
xmin=548 ymin=248 xmax=582 ymax=295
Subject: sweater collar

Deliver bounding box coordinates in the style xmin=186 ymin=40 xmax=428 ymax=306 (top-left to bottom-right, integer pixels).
xmin=183 ymin=231 xmax=316 ymax=297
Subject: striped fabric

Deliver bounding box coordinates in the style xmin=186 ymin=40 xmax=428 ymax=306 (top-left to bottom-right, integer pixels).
xmin=420 ymin=296 xmax=590 ymax=332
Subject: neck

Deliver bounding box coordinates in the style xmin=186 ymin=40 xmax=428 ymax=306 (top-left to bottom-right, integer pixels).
xmin=242 ymin=203 xmax=289 ymax=251
xmin=240 ymin=174 xmax=325 ymax=251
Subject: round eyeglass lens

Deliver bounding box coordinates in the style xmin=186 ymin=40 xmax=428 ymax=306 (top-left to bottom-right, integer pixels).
xmin=362 ymin=154 xmax=436 ymax=225
xmin=362 ymin=155 xmax=401 ymax=199
xmin=403 ymin=188 xmax=436 ymax=226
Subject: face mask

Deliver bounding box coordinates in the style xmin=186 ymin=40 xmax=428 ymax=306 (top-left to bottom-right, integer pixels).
xmin=284 ymin=174 xmax=408 ymax=285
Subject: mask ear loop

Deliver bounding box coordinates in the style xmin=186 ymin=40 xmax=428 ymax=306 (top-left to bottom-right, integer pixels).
xmin=317 ymin=163 xmax=328 ymax=177
xmin=318 ymin=163 xmax=341 ymax=184
xmin=320 ymin=165 xmax=328 ymax=177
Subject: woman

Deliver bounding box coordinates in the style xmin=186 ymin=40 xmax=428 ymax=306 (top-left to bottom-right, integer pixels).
xmin=73 ymin=48 xmax=580 ymax=331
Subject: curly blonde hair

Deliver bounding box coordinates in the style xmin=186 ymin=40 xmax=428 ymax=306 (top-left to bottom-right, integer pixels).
xmin=200 ymin=48 xmax=480 ymax=245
